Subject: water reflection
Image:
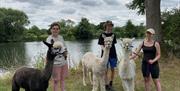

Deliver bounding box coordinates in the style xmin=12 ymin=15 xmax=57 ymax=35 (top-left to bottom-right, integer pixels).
xmin=0 ymin=42 xmax=26 ymax=69
xmin=0 ymin=39 xmax=143 ymax=70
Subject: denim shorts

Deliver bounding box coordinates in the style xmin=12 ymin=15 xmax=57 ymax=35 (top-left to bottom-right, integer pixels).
xmin=107 ymin=57 xmax=117 ymax=69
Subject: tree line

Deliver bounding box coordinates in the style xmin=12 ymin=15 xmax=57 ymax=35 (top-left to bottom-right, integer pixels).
xmin=0 ymin=8 xmax=146 ymax=42
xmin=0 ymin=7 xmax=179 ymax=57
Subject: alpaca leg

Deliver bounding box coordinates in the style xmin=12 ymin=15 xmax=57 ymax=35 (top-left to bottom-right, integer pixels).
xmin=100 ymin=75 xmax=106 ymax=91
xmin=89 ymin=71 xmax=93 ymax=85
xmin=92 ymin=74 xmax=98 ymax=91
xmin=82 ymin=65 xmax=87 ymax=86
xmin=122 ymin=79 xmax=129 ymax=91
xmin=12 ymin=80 xmax=20 ymax=91
xmin=128 ymin=79 xmax=135 ymax=91
xmin=127 ymin=79 xmax=132 ymax=91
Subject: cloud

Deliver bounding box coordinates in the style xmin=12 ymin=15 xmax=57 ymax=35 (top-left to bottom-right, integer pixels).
xmin=60 ymin=8 xmax=76 ymax=14
xmin=0 ymin=0 xmax=178 ymax=29
xmin=103 ymin=0 xmax=120 ymax=5
xmin=80 ymin=0 xmax=103 ymax=7
xmin=161 ymin=0 xmax=179 ymax=10
xmin=15 ymin=0 xmax=52 ymax=6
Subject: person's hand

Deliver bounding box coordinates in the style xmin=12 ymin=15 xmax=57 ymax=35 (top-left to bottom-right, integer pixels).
xmin=148 ymin=59 xmax=155 ymax=64
xmin=129 ymin=53 xmax=136 ymax=60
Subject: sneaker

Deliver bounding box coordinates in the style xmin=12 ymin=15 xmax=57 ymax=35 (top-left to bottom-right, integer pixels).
xmin=105 ymin=84 xmax=110 ymax=90
xmin=109 ymin=81 xmax=113 ymax=87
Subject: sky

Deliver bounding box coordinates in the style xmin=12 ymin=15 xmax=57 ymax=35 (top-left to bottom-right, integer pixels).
xmin=0 ymin=0 xmax=179 ymax=29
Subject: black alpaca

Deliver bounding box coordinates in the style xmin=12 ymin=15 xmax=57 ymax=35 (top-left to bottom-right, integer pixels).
xmin=12 ymin=40 xmax=59 ymax=91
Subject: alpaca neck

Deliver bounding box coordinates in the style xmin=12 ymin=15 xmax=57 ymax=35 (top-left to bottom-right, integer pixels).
xmin=101 ymin=47 xmax=110 ymax=67
xmin=122 ymin=48 xmax=131 ymax=60
xmin=42 ymin=58 xmax=54 ymax=81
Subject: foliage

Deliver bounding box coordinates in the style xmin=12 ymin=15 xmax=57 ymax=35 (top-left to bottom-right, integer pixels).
xmin=74 ymin=18 xmax=93 ymax=39
xmin=0 ymin=8 xmax=29 ymax=42
xmin=23 ymin=25 xmax=48 ymax=41
xmin=33 ymin=53 xmax=45 ymax=70
xmin=126 ymin=0 xmax=145 ymax=15
xmin=1 ymin=59 xmax=180 ymax=91
xmin=113 ymin=20 xmax=145 ymax=38
xmin=58 ymin=19 xmax=76 ymax=40
xmin=161 ymin=8 xmax=180 ymax=58
xmin=0 ymin=8 xmax=146 ymax=42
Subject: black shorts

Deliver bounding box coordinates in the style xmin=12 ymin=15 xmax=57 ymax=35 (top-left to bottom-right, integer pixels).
xmin=141 ymin=61 xmax=160 ymax=79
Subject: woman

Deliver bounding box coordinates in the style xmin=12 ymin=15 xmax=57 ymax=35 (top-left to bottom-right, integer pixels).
xmin=46 ymin=22 xmax=68 ymax=91
xmin=131 ymin=28 xmax=162 ymax=91
xmin=98 ymin=20 xmax=118 ymax=90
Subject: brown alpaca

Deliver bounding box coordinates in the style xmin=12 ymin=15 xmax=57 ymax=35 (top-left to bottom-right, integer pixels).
xmin=12 ymin=40 xmax=62 ymax=91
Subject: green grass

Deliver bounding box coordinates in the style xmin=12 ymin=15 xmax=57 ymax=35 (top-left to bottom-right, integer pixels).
xmin=0 ymin=58 xmax=180 ymax=91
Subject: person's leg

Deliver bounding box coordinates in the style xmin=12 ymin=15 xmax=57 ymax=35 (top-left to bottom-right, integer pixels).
xmin=144 ymin=76 xmax=151 ymax=91
xmin=109 ymin=68 xmax=115 ymax=86
xmin=52 ymin=66 xmax=59 ymax=91
xmin=151 ymin=63 xmax=161 ymax=91
xmin=105 ymin=61 xmax=110 ymax=89
xmin=60 ymin=64 xmax=68 ymax=91
xmin=153 ymin=78 xmax=162 ymax=91
xmin=105 ymin=69 xmax=110 ymax=90
xmin=142 ymin=63 xmax=151 ymax=91
xmin=109 ymin=58 xmax=117 ymax=87
xmin=53 ymin=80 xmax=59 ymax=91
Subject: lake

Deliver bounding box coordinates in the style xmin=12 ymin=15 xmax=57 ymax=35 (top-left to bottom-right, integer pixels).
xmin=0 ymin=39 xmax=143 ymax=75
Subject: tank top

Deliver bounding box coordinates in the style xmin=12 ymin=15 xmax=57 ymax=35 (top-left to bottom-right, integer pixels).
xmin=142 ymin=41 xmax=157 ymax=64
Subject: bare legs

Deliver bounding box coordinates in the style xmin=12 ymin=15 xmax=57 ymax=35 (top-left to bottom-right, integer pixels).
xmin=53 ymin=65 xmax=68 ymax=91
xmin=144 ymin=76 xmax=162 ymax=91
xmin=144 ymin=77 xmax=151 ymax=91
xmin=153 ymin=79 xmax=162 ymax=91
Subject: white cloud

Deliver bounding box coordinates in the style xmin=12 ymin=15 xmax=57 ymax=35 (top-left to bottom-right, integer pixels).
xmin=0 ymin=0 xmax=178 ymax=29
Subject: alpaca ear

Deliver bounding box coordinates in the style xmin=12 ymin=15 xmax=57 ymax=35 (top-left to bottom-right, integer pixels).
xmin=102 ymin=34 xmax=106 ymax=38
xmin=43 ymin=41 xmax=52 ymax=48
xmin=119 ymin=38 xmax=123 ymax=41
xmin=111 ymin=34 xmax=114 ymax=39
xmin=131 ymin=37 xmax=135 ymax=41
xmin=119 ymin=38 xmax=124 ymax=47
xmin=50 ymin=39 xmax=54 ymax=44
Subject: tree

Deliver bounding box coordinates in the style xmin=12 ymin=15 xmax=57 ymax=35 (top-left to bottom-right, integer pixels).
xmin=124 ymin=20 xmax=137 ymax=38
xmin=161 ymin=9 xmax=180 ymax=58
xmin=74 ymin=18 xmax=93 ymax=39
xmin=0 ymin=8 xmax=29 ymax=42
xmin=127 ymin=0 xmax=162 ymax=42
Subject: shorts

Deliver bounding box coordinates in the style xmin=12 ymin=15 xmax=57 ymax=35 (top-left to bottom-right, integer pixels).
xmin=141 ymin=62 xmax=160 ymax=79
xmin=52 ymin=64 xmax=68 ymax=81
xmin=107 ymin=57 xmax=117 ymax=69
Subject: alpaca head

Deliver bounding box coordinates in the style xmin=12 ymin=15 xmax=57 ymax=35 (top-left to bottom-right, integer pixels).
xmin=120 ymin=38 xmax=135 ymax=51
xmin=103 ymin=34 xmax=114 ymax=49
xmin=43 ymin=39 xmax=63 ymax=61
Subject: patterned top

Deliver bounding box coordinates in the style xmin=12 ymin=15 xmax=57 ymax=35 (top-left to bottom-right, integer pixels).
xmin=46 ymin=35 xmax=67 ymax=66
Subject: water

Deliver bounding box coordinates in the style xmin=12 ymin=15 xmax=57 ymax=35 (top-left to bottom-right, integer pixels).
xmin=0 ymin=39 xmax=143 ymax=75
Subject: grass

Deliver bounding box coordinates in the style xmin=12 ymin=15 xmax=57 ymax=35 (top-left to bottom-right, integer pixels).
xmin=0 ymin=58 xmax=180 ymax=91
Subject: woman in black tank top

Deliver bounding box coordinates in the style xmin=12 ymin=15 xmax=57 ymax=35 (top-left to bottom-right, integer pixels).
xmin=130 ymin=28 xmax=162 ymax=91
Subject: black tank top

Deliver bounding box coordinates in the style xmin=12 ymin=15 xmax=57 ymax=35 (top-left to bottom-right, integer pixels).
xmin=142 ymin=41 xmax=157 ymax=64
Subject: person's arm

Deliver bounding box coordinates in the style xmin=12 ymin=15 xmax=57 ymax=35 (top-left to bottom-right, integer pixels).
xmin=98 ymin=34 xmax=104 ymax=50
xmin=130 ymin=42 xmax=143 ymax=59
xmin=149 ymin=42 xmax=161 ymax=64
xmin=100 ymin=45 xmax=105 ymax=50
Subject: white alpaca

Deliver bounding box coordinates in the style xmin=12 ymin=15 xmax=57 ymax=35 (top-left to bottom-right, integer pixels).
xmin=82 ymin=34 xmax=114 ymax=91
xmin=118 ymin=38 xmax=136 ymax=91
